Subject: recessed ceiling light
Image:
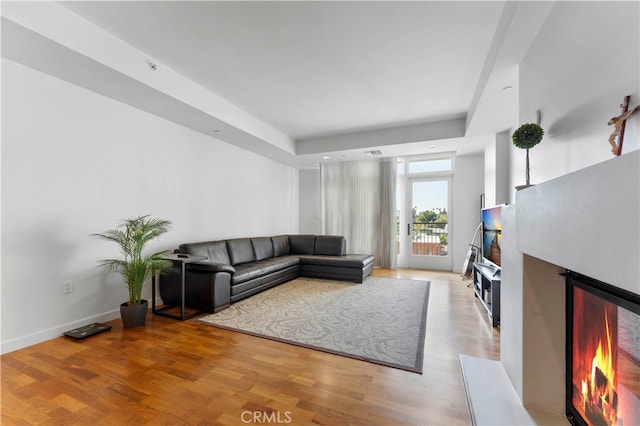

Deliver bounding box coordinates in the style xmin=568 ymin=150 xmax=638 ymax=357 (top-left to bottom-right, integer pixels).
xmin=322 ymin=156 xmax=331 ymax=160
xmin=427 ymin=145 xmax=436 ymax=149
xmin=365 ymin=150 xmax=383 ymax=156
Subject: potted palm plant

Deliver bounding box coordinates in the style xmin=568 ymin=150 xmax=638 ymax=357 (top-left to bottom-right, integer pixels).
xmin=94 ymin=215 xmax=172 ymax=327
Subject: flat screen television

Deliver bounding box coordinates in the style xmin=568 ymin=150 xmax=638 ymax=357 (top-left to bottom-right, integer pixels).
xmin=481 ymin=205 xmax=503 ymax=269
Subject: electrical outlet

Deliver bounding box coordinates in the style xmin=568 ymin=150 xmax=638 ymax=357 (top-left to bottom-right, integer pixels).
xmin=63 ymin=280 xmax=73 ymax=294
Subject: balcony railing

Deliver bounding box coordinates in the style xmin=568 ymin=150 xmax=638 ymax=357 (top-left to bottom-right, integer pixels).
xmin=411 ymin=222 xmax=448 ymax=256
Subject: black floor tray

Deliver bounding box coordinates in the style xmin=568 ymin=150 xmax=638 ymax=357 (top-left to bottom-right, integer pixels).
xmin=64 ymin=322 xmax=112 ymax=339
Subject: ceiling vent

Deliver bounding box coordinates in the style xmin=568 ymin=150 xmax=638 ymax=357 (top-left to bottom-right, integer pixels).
xmin=365 ymin=150 xmax=383 ymax=156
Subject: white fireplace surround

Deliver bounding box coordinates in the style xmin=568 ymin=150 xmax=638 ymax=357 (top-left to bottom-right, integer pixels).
xmin=463 ymin=150 xmax=639 ymax=425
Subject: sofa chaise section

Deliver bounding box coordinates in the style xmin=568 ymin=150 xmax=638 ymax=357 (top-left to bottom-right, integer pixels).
xmin=299 ymin=254 xmax=375 ymax=283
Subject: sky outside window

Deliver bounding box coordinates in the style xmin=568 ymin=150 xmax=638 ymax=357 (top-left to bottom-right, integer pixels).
xmin=413 ymin=180 xmax=447 ymax=214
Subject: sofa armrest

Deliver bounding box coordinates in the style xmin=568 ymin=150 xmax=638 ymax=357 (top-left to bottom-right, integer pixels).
xmin=186 ymin=261 xmax=236 ymax=274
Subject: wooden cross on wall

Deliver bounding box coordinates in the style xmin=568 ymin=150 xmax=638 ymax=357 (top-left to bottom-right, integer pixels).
xmin=608 ymin=95 xmax=640 ymax=156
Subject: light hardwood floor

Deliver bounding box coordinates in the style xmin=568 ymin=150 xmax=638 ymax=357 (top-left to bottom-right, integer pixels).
xmin=1 ymin=269 xmax=500 ymax=425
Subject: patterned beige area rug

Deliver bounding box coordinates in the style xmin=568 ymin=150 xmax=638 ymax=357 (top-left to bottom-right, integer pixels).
xmin=199 ymin=277 xmax=430 ymax=373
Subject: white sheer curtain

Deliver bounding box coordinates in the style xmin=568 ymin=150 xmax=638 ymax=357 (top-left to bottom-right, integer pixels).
xmin=321 ymin=158 xmax=397 ymax=269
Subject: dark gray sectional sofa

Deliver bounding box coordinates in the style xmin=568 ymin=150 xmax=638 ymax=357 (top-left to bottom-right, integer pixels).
xmin=158 ymin=234 xmax=375 ymax=313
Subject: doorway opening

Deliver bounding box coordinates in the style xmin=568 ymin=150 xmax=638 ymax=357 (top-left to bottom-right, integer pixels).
xmin=397 ymin=155 xmax=454 ymax=270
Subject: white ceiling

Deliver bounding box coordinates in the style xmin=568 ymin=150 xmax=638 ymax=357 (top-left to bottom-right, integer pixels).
xmin=62 ymin=1 xmax=503 ymax=139
xmin=4 ymin=1 xmax=552 ymax=167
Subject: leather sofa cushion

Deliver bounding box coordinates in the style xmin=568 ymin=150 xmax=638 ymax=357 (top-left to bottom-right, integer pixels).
xmin=299 ymin=254 xmax=375 ymax=268
xmin=232 ymin=256 xmax=300 ymax=284
xmin=271 ymin=235 xmax=290 ymax=257
xmin=206 ymin=241 xmax=231 ymax=265
xmin=227 ymin=238 xmax=256 ymax=265
xmin=251 ymin=237 xmax=274 ymax=261
xmin=255 ymin=255 xmax=300 ymax=274
xmin=289 ymin=234 xmax=316 ymax=254
xmin=314 ymin=235 xmax=346 ymax=256
xmin=232 ymin=265 xmax=299 ymax=297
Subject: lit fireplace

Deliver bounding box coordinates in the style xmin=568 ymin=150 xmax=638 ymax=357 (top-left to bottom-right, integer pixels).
xmin=566 ymin=272 xmax=640 ymax=426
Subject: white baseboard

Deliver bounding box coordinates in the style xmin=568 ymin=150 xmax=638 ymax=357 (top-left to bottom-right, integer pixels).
xmin=1 ymin=309 xmax=121 ymax=354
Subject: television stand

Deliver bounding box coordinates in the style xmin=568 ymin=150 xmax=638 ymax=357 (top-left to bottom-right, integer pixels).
xmin=472 ymin=263 xmax=501 ymax=327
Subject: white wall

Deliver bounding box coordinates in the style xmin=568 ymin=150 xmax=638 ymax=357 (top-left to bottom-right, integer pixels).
xmin=483 ymin=131 xmax=510 ymax=207
xmin=499 ymin=204 xmax=522 ymax=399
xmin=452 ymin=154 xmax=484 ymax=273
xmin=1 ymin=59 xmax=299 ymax=353
xmin=510 ymin=1 xmax=639 ymax=204
xmin=484 ymin=138 xmax=497 ymax=207
xmin=298 ymin=169 xmax=322 ymax=234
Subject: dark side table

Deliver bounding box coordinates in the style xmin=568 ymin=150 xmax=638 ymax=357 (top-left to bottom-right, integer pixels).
xmin=152 ymin=253 xmax=208 ymax=320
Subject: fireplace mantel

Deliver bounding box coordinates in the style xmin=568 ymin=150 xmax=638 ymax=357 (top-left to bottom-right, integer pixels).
xmin=463 ymin=150 xmax=639 ymax=424
xmin=516 ymin=150 xmax=639 ymax=294
xmin=507 ymin=150 xmax=639 ymax=417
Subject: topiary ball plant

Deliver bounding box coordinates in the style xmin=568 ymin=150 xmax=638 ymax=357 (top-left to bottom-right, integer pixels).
xmin=512 ymin=123 xmax=544 ymax=187
xmin=512 ymin=123 xmax=544 ymax=149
